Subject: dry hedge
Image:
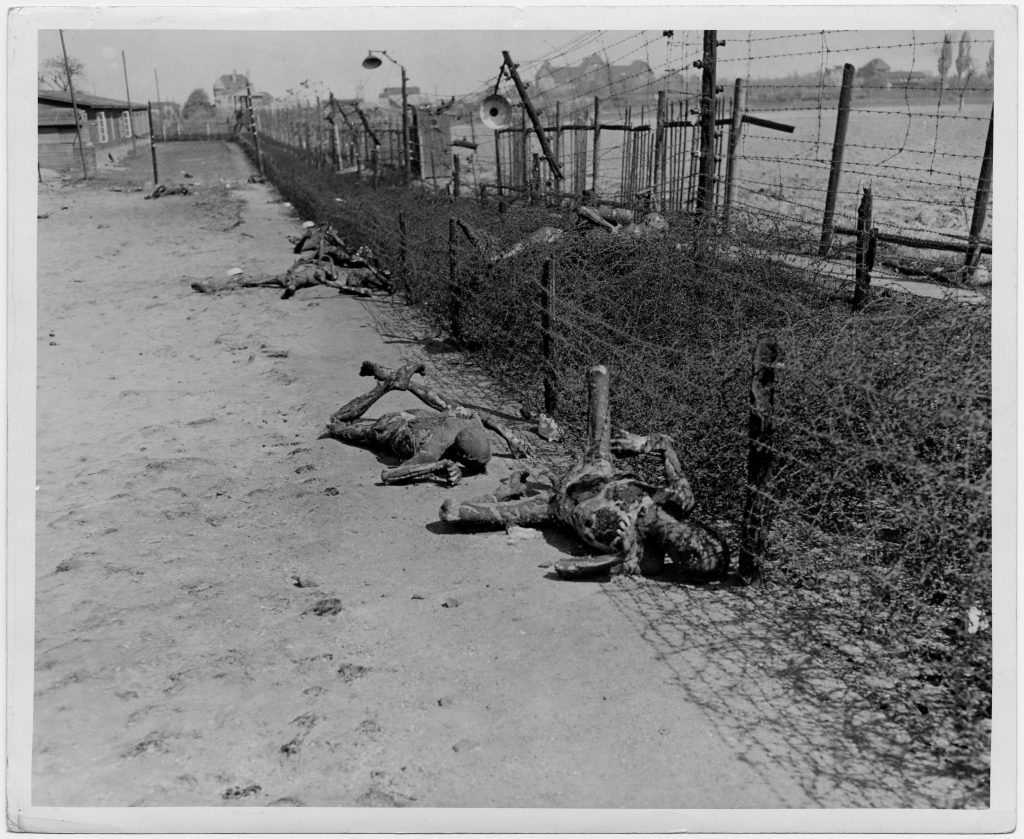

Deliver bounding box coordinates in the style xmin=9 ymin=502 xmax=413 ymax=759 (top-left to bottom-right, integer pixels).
xmin=244 ymin=136 xmax=992 ymax=802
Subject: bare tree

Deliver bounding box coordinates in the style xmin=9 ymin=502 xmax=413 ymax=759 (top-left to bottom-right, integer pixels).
xmin=38 ymin=55 xmax=85 ymax=91
xmin=937 ymin=32 xmax=953 ymax=91
xmin=985 ymin=43 xmax=995 ymax=82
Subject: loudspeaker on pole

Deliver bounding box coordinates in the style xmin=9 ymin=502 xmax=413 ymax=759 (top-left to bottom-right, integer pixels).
xmin=480 ymin=94 xmax=512 ymax=130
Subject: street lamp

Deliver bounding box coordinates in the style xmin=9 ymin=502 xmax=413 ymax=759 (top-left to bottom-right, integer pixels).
xmin=361 ymin=50 xmax=410 ymax=184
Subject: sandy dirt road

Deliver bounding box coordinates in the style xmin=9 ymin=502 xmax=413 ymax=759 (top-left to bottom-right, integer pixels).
xmin=26 ymin=141 xmax=965 ymax=816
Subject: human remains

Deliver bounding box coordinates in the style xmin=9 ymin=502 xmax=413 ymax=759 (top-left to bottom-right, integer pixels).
xmin=440 ymin=365 xmax=728 ymax=580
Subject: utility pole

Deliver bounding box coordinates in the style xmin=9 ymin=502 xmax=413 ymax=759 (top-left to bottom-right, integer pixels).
xmin=246 ymin=83 xmax=265 ymax=177
xmin=153 ymin=69 xmax=166 ymax=140
xmin=59 ymin=29 xmax=90 ymax=179
xmin=121 ymin=50 xmax=137 ymax=152
xmin=401 ymin=65 xmax=410 ymax=184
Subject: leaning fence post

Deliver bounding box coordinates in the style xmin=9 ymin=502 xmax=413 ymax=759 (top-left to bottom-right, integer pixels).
xmin=722 ymin=78 xmax=746 ymax=223
xmin=818 ymin=63 xmax=856 ymax=256
xmin=965 ymin=105 xmax=994 ymax=278
xmin=852 ymin=187 xmax=874 ymax=311
xmin=739 ymin=335 xmax=779 ymax=586
xmin=540 ymin=258 xmax=558 ymax=416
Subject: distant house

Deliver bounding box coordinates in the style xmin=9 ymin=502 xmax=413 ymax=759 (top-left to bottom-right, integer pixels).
xmin=213 ymin=72 xmax=249 ymax=110
xmin=38 ymin=89 xmax=149 ymax=175
xmin=856 ymin=58 xmax=891 ymax=86
xmin=212 ymin=72 xmax=271 ymax=111
xmin=534 ymin=53 xmax=654 ymax=102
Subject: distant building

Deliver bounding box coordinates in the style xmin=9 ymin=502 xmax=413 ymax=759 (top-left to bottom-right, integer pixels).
xmin=213 ymin=71 xmax=249 ymax=109
xmin=38 ymin=89 xmax=149 ymax=174
xmin=534 ymin=53 xmax=654 ymax=102
xmin=213 ymin=71 xmax=272 ymax=111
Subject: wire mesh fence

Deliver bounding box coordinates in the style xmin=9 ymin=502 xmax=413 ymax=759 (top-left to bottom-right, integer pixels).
xmin=236 ymin=129 xmax=991 ymax=803
xmin=255 ymin=31 xmax=992 ymax=274
xmin=228 ymin=29 xmax=993 ymax=804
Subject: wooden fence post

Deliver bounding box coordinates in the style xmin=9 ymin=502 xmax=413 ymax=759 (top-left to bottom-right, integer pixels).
xmin=452 ymin=153 xmax=461 ymax=199
xmin=541 ymin=258 xmax=557 ymax=416
xmin=591 ymin=95 xmax=602 ymax=198
xmin=818 ymin=63 xmax=856 ymax=256
xmin=494 ymin=130 xmax=503 ymax=196
xmin=739 ymin=335 xmax=779 ymax=586
xmin=651 ymin=90 xmax=667 ymax=211
xmin=520 ymin=108 xmax=529 ymax=190
xmin=531 ymin=152 xmax=540 ymax=203
xmin=965 ymin=106 xmax=994 ymax=278
xmin=554 ymin=100 xmax=562 ymax=181
xmin=852 ymin=187 xmax=874 ymax=311
xmin=448 ymin=217 xmax=462 ymax=340
xmin=146 ymin=101 xmax=159 ymax=185
xmin=722 ymin=78 xmax=746 ymax=223
xmin=398 ymin=210 xmax=410 ymax=300
xmin=695 ymin=30 xmax=718 ymax=222
xmin=315 ymin=95 xmax=322 ymax=166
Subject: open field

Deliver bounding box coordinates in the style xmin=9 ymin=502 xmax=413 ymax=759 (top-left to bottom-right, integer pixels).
xmin=452 ymin=100 xmax=992 ymax=259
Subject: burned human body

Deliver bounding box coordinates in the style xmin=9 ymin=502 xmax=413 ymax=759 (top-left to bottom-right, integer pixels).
xmin=440 ymin=365 xmax=728 ymax=580
xmin=322 ymin=361 xmax=533 ymax=485
xmin=191 ymin=222 xmax=394 ymax=298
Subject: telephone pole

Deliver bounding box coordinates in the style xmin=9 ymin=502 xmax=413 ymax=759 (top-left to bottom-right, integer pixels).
xmin=59 ymin=29 xmax=90 ymax=179
xmin=121 ymin=50 xmax=137 ymax=152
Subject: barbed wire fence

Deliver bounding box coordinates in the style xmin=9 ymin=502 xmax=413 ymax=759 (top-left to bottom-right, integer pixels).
xmin=235 ymin=28 xmax=993 ymax=806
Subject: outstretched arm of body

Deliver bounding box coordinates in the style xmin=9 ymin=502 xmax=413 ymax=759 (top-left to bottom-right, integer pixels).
xmin=480 ymin=415 xmax=535 ymax=459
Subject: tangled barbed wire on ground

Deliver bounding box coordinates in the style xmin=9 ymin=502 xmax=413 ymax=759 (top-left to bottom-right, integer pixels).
xmin=239 ymin=133 xmax=992 ymax=804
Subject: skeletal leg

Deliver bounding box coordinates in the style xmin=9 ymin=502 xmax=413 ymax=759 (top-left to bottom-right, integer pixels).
xmin=636 ymin=506 xmax=729 ymax=581
xmin=438 ymin=492 xmax=553 ymax=528
xmin=611 ymin=430 xmax=694 ymax=516
xmin=322 ymin=418 xmax=379 ymax=446
xmin=382 ymin=459 xmax=462 ymax=486
xmin=327 ymin=361 xmax=426 ymax=429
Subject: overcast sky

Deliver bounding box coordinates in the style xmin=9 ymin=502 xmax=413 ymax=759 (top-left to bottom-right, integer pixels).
xmin=38 ymin=26 xmax=995 ymax=107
